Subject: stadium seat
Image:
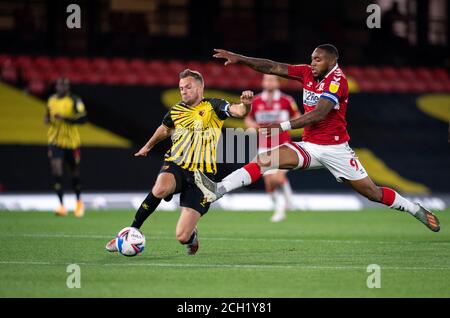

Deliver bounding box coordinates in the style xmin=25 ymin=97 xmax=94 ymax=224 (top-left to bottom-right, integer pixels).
xmin=83 ymin=72 xmax=102 ymax=84
xmin=167 ymin=60 xmax=186 ymax=73
xmin=122 ymin=73 xmax=139 ymax=85
xmin=1 ymin=65 xmax=18 ymax=84
xmin=66 ymin=71 xmax=83 ymax=84
xmin=137 ymin=73 xmax=159 ymax=85
xmin=364 ymin=66 xmax=383 ymax=81
xmin=34 ymin=56 xmax=53 ymax=70
xmin=91 ymin=58 xmax=111 ymax=72
xmin=146 ymin=60 xmax=167 ymax=73
xmin=204 ymin=62 xmax=223 ymax=77
xmin=380 ymin=66 xmax=397 ymax=79
xmin=53 ymin=57 xmax=72 ymax=72
xmin=27 ymin=78 xmax=47 ymax=96
xmin=111 ymin=58 xmax=129 ymax=72
xmin=415 ymin=67 xmax=434 ymax=81
xmin=433 ymin=68 xmax=449 ymax=81
xmin=0 ymin=54 xmax=12 ymax=67
xmin=15 ymin=55 xmax=33 ymax=70
xmin=72 ymin=57 xmax=91 ymax=72
xmin=129 ymin=58 xmax=147 ymax=72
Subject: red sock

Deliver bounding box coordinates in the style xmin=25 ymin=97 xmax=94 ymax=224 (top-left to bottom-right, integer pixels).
xmin=380 ymin=187 xmax=395 ymax=206
xmin=243 ymin=162 xmax=263 ymax=183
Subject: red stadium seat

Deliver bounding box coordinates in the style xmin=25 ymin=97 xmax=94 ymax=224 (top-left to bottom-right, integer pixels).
xmin=1 ymin=65 xmax=18 ymax=84
xmin=364 ymin=66 xmax=383 ymax=80
xmin=398 ymin=67 xmax=416 ymax=81
xmin=102 ymin=72 xmax=122 ymax=85
xmin=380 ymin=66 xmax=397 ymax=79
xmin=111 ymin=58 xmax=129 ymax=72
xmin=82 ymin=72 xmax=102 ymax=84
xmin=129 ymin=58 xmax=147 ymax=72
xmin=72 ymin=57 xmax=91 ymax=72
xmin=122 ymin=73 xmax=139 ymax=85
xmin=186 ymin=61 xmax=204 ymax=73
xmin=34 ymin=56 xmax=53 ymax=70
xmin=53 ymin=57 xmax=72 ymax=72
xmin=415 ymin=67 xmax=434 ymax=81
xmin=433 ymin=68 xmax=449 ymax=81
xmin=137 ymin=73 xmax=159 ymax=86
xmin=345 ymin=66 xmax=365 ymax=80
xmin=66 ymin=71 xmax=83 ymax=84
xmin=167 ymin=60 xmax=186 ymax=73
xmin=204 ymin=62 xmax=223 ymax=77
xmin=27 ymin=78 xmax=47 ymax=96
xmin=146 ymin=60 xmax=167 ymax=73
xmin=0 ymin=54 xmax=12 ymax=67
xmin=15 ymin=55 xmax=32 ymax=70
xmin=91 ymin=58 xmax=111 ymax=72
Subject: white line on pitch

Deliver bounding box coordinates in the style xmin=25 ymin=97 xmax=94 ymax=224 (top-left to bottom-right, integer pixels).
xmin=0 ymin=233 xmax=445 ymax=245
xmin=0 ymin=260 xmax=449 ymax=271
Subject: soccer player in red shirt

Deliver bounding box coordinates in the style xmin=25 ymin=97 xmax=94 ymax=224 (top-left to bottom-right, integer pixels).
xmin=246 ymin=74 xmax=300 ymax=222
xmin=194 ymin=44 xmax=440 ymax=232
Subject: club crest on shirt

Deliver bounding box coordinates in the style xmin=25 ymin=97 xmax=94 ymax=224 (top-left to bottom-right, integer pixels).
xmin=329 ymin=81 xmax=340 ymax=93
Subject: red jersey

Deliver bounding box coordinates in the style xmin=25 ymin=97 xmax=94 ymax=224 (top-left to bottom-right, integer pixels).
xmin=287 ymin=64 xmax=349 ymax=145
xmin=248 ymin=89 xmax=299 ymax=148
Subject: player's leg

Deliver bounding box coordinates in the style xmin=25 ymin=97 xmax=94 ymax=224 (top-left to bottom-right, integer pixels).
xmin=175 ymin=207 xmax=201 ymax=255
xmin=48 ymin=146 xmax=66 ymax=216
xmin=106 ymin=167 xmax=178 ymax=252
xmin=194 ymin=144 xmax=301 ymax=202
xmin=130 ymin=172 xmax=177 ymax=229
xmin=265 ymin=171 xmax=288 ymax=222
xmin=280 ymin=172 xmax=294 ymax=210
xmin=67 ymin=148 xmax=84 ymax=217
xmin=319 ymin=142 xmax=440 ymax=232
xmin=176 ymin=180 xmax=211 ymax=255
xmin=346 ymin=177 xmax=440 ymax=232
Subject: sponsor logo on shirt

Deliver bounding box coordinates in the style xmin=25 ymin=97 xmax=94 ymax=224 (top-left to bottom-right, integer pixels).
xmin=303 ymin=89 xmax=321 ymax=107
xmin=329 ymin=81 xmax=340 ymax=93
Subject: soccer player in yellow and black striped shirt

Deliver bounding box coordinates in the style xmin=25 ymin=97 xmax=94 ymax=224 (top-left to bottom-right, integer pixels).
xmin=45 ymin=77 xmax=87 ymax=217
xmin=106 ymin=69 xmax=253 ymax=255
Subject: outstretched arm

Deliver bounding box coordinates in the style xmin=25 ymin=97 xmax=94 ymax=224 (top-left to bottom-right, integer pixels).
xmin=213 ymin=49 xmax=292 ymax=79
xmin=135 ymin=125 xmax=173 ymax=157
xmin=260 ymin=98 xmax=335 ymax=135
xmin=228 ymin=90 xmax=254 ymax=118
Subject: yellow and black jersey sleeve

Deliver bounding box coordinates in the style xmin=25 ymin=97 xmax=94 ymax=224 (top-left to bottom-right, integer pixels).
xmin=205 ymin=98 xmax=231 ymax=120
xmin=162 ymin=110 xmax=175 ymax=128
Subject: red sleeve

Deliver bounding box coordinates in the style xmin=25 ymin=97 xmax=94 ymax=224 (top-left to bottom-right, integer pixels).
xmin=321 ymin=77 xmax=347 ymax=105
xmin=287 ymin=64 xmax=310 ymax=83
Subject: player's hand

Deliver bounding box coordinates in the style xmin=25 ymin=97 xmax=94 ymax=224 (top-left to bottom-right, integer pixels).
xmin=240 ymin=90 xmax=254 ymax=105
xmin=213 ymin=49 xmax=240 ymax=66
xmin=259 ymin=123 xmax=282 ymax=137
xmin=54 ymin=113 xmax=63 ymax=120
xmin=134 ymin=146 xmax=151 ymax=157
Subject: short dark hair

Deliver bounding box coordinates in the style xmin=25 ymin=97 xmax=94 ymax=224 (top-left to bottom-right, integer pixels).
xmin=316 ymin=44 xmax=339 ymax=59
xmin=179 ymin=69 xmax=204 ymax=85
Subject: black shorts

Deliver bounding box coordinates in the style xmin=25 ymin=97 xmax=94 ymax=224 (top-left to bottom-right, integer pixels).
xmin=159 ymin=161 xmax=215 ymax=216
xmin=48 ymin=144 xmax=81 ymax=168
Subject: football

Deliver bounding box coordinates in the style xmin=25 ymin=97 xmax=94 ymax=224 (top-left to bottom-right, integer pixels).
xmin=115 ymin=227 xmax=146 ymax=257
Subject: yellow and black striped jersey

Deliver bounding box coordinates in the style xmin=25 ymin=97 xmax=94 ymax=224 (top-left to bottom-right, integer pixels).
xmin=47 ymin=94 xmax=86 ymax=149
xmin=162 ymin=98 xmax=231 ymax=174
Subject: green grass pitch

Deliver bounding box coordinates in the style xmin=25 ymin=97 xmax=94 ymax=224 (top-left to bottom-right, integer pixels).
xmin=0 ymin=208 xmax=449 ymax=297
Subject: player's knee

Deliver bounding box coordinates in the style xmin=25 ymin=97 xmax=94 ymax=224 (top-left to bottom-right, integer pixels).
xmin=176 ymin=230 xmax=191 ymax=244
xmin=152 ymin=185 xmax=172 ymax=199
xmin=256 ymin=153 xmax=273 ymax=168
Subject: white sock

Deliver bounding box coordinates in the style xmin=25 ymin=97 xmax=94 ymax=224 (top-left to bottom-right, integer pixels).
xmin=274 ymin=188 xmax=285 ymax=213
xmin=218 ymin=168 xmax=252 ymax=195
xmin=282 ymin=180 xmax=293 ymax=203
xmin=390 ymin=193 xmax=420 ymax=215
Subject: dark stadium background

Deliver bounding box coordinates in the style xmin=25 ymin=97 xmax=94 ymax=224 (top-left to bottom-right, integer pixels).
xmin=0 ymin=0 xmax=449 ymax=195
